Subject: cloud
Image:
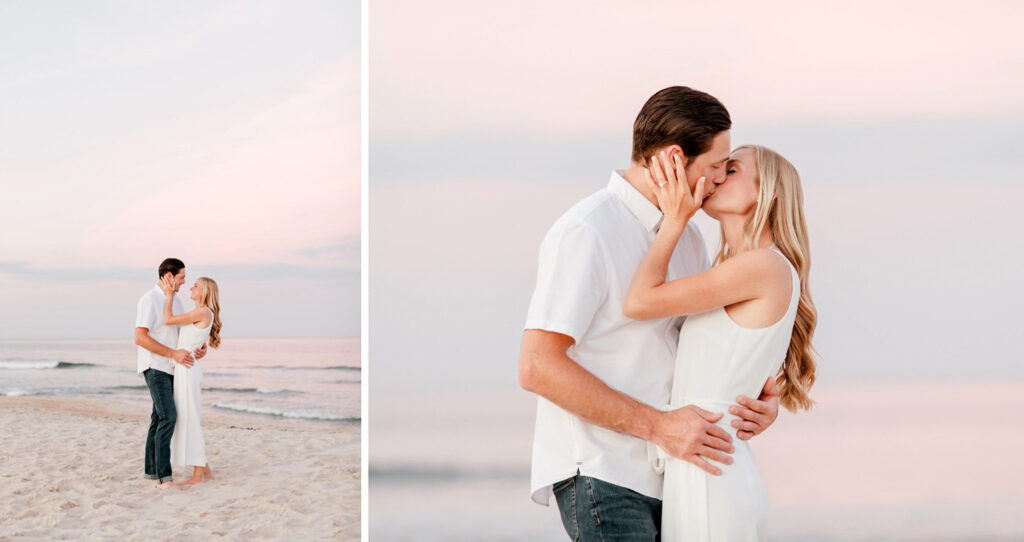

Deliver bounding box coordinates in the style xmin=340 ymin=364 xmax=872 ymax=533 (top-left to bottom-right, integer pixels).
xmin=296 ymin=235 xmax=361 ymax=257
xmin=371 ymin=117 xmax=1024 ymax=188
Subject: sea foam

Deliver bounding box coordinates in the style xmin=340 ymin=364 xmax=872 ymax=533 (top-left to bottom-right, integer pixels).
xmin=211 ymin=402 xmax=357 ymax=422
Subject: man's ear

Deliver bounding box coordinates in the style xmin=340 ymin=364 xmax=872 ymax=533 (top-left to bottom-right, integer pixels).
xmin=655 ymin=144 xmax=685 ymax=163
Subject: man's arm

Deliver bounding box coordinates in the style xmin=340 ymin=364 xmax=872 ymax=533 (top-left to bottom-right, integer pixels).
xmin=134 ymin=327 xmax=194 ymax=368
xmin=519 ymin=329 xmax=735 ymax=475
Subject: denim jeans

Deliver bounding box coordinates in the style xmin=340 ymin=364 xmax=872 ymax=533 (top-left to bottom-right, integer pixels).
xmin=553 ymin=473 xmax=662 ymax=541
xmin=143 ymin=368 xmax=176 ymax=483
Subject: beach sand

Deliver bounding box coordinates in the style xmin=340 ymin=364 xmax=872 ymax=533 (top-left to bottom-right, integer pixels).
xmin=0 ymin=396 xmax=360 ymax=541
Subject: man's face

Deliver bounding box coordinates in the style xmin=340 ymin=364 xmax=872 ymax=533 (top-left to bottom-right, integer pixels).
xmin=681 ymin=130 xmax=731 ymax=202
xmin=166 ymin=269 xmax=186 ymax=293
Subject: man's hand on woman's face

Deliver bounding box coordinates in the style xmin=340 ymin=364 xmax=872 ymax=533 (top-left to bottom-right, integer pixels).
xmin=730 ymin=376 xmax=780 ymax=441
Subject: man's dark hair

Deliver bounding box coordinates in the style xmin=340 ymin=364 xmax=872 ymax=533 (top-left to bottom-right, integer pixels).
xmin=158 ymin=258 xmax=185 ymax=279
xmin=631 ymin=86 xmax=732 ymax=165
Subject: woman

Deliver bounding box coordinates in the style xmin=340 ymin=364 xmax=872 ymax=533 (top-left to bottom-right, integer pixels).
xmin=624 ymin=146 xmax=817 ymax=541
xmin=159 ymin=275 xmax=222 ymax=486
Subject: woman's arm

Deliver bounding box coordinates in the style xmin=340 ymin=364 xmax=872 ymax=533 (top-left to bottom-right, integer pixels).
xmin=159 ymin=277 xmax=205 ymax=326
xmin=623 ymin=151 xmax=779 ymax=320
xmin=625 ymin=248 xmax=783 ymax=320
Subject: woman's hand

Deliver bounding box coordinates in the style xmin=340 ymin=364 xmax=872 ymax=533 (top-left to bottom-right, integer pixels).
xmin=644 ymin=150 xmax=706 ymax=225
xmin=159 ymin=276 xmax=175 ymax=296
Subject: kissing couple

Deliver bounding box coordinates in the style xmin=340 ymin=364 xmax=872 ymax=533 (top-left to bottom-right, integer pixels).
xmin=519 ymin=86 xmax=818 ymax=541
xmin=134 ymin=258 xmax=223 ymax=489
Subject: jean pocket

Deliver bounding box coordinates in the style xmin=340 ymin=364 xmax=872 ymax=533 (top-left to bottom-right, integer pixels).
xmin=552 ymin=476 xmax=575 ymax=495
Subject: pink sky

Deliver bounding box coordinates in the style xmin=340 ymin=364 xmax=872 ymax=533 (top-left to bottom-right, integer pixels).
xmin=369 ymin=0 xmax=1024 ymax=388
xmin=372 ymin=0 xmax=1024 ymax=139
xmin=4 ymin=56 xmax=359 ymax=270
xmin=0 ymin=2 xmax=360 ymax=337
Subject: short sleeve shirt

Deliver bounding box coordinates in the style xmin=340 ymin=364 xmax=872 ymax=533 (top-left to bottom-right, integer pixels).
xmin=136 ymin=285 xmax=183 ymax=375
xmin=524 ymin=171 xmax=710 ymax=505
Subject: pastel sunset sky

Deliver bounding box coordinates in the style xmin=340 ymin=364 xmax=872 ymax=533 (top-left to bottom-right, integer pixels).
xmin=1 ymin=1 xmax=360 ymax=338
xmin=370 ymin=0 xmax=1024 ymax=394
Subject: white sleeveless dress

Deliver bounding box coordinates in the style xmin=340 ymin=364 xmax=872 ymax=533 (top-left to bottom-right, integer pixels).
xmin=170 ymin=308 xmax=212 ymax=468
xmin=653 ymin=249 xmax=800 ymax=541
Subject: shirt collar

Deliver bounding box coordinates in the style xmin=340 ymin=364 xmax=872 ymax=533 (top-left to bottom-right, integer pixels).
xmin=607 ymin=170 xmax=663 ymax=233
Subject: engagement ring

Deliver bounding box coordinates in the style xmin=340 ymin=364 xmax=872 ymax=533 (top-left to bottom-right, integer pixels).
xmin=659 ymin=182 xmax=667 ymax=188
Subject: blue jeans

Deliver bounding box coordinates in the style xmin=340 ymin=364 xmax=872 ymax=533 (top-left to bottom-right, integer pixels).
xmin=553 ymin=473 xmax=662 ymax=541
xmin=143 ymin=368 xmax=176 ymax=484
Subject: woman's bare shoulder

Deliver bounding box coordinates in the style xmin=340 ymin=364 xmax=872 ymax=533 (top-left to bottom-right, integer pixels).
xmin=726 ymin=248 xmax=792 ymax=283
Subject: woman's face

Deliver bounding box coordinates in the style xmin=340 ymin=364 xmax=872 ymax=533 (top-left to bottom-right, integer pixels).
xmin=702 ymin=147 xmax=761 ymax=220
xmin=189 ymin=281 xmax=201 ymax=301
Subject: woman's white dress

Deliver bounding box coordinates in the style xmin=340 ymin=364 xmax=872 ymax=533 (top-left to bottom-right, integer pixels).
xmin=653 ymin=249 xmax=800 ymax=541
xmin=170 ymin=308 xmax=212 ymax=468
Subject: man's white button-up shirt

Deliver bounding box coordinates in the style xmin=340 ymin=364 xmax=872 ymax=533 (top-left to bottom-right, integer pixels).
xmin=136 ymin=285 xmax=184 ymax=375
xmin=524 ymin=170 xmax=710 ymax=505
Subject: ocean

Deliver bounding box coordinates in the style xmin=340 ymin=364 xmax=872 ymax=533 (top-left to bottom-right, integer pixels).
xmin=0 ymin=337 xmax=360 ymax=423
xmin=369 ymin=377 xmax=1024 ymax=541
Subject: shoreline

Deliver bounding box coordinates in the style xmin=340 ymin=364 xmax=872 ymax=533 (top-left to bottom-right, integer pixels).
xmin=1 ymin=396 xmax=360 ymax=540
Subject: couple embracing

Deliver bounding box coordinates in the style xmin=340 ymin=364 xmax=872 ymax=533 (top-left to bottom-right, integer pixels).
xmin=519 ymin=86 xmax=818 ymax=541
xmin=134 ymin=258 xmax=223 ymax=489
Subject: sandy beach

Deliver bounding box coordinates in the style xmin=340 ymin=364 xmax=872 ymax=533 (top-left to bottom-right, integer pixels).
xmin=0 ymin=396 xmax=360 ymax=541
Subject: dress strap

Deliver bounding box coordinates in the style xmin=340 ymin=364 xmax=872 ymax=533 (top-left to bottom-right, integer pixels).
xmin=768 ymin=247 xmax=796 ymax=274
xmin=768 ymin=248 xmax=801 ymax=313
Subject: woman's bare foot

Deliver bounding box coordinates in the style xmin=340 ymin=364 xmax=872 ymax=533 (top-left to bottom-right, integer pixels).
xmin=204 ymin=465 xmax=214 ymax=480
xmin=179 ymin=466 xmax=207 ymax=485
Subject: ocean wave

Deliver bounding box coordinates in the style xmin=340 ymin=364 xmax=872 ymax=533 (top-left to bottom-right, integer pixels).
xmin=211 ymin=402 xmax=358 ymax=422
xmin=0 ymin=360 xmax=96 ymax=370
xmin=205 ymin=387 xmax=292 ymax=395
xmin=369 ymin=465 xmax=528 ymax=482
xmin=3 ymin=385 xmax=144 ymax=397
xmin=241 ymin=365 xmax=361 ymax=371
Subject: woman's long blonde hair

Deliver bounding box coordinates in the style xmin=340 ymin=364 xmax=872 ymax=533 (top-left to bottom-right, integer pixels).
xmin=197 ymin=277 xmax=222 ymax=349
xmin=714 ymin=145 xmax=818 ymax=412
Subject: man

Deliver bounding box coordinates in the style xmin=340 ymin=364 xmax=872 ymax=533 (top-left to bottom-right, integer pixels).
xmin=134 ymin=257 xmax=206 ymax=489
xmin=518 ymin=86 xmax=780 ymax=539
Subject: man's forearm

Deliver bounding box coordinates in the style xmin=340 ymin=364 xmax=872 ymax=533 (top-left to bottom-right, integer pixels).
xmin=522 ymin=348 xmax=660 ymax=441
xmin=136 ymin=333 xmax=174 ymax=359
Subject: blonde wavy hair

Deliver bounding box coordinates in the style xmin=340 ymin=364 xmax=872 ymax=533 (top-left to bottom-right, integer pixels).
xmin=196 ymin=277 xmax=222 ymax=349
xmin=714 ymin=145 xmax=818 ymax=412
